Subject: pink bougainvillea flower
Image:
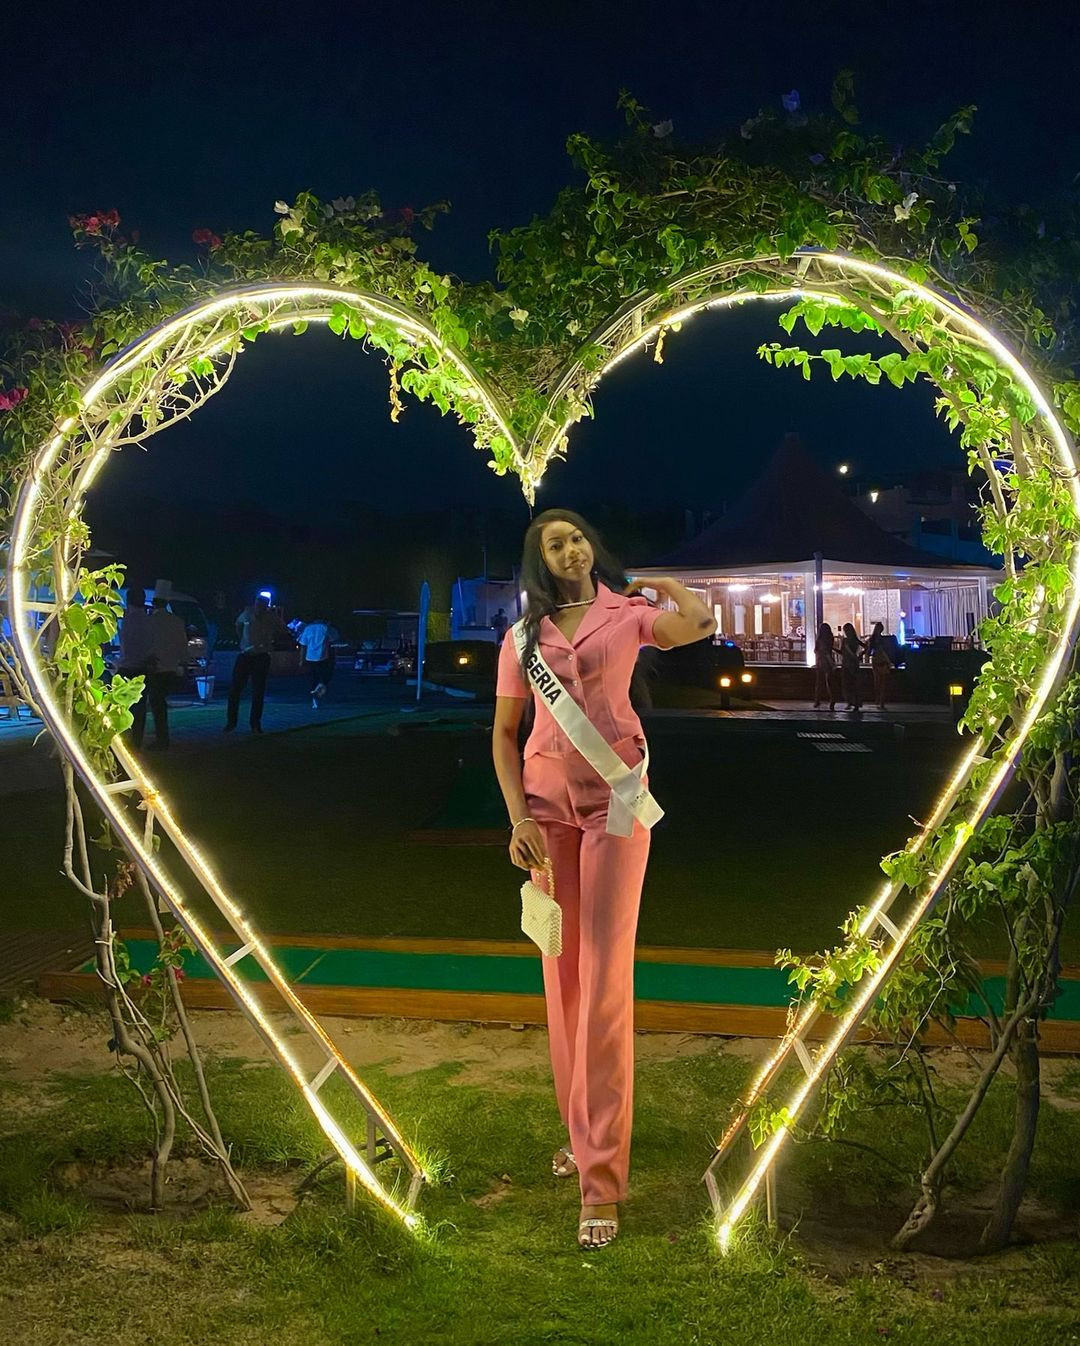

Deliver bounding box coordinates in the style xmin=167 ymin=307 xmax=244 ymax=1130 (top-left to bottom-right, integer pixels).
xmin=192 ymin=228 xmax=223 ymax=250
xmin=141 ymin=973 xmax=153 ymax=987
xmin=68 ymin=211 xmax=118 ymax=236
xmin=174 ymin=968 xmax=186 ymax=982
xmin=0 ymin=386 xmax=28 ymax=412
xmin=399 ymin=205 xmax=416 ymax=225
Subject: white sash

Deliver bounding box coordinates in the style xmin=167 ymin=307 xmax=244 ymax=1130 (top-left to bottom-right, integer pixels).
xmin=512 ymin=620 xmax=663 ymax=837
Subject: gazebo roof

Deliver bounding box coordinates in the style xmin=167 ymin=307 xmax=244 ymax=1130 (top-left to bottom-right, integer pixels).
xmin=655 ymin=434 xmax=989 ymax=572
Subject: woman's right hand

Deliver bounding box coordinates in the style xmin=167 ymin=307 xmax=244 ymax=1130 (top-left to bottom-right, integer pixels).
xmin=509 ymin=820 xmax=548 ymax=871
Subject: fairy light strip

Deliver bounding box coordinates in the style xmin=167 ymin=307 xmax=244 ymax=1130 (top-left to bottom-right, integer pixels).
xmin=5 ymin=530 xmax=421 ymax=1222
xmin=716 ymin=263 xmax=1079 ymax=1249
xmin=530 ymin=288 xmax=850 ymax=485
xmin=10 ymin=260 xmax=1077 ymax=1246
xmin=79 ymin=283 xmax=522 ymax=480
xmin=706 ymin=253 xmax=1079 ymax=1180
xmin=5 ymin=282 xmax=530 ymax=1227
xmin=112 ymin=743 xmax=420 ymax=1153
xmin=529 ymin=252 xmax=1080 ymax=1248
xmin=717 ymin=563 xmax=1080 ymax=1247
xmin=708 ymin=733 xmax=990 ymax=1167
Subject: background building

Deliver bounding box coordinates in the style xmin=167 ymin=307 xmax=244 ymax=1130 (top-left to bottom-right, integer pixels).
xmin=629 ymin=435 xmax=1001 ymax=666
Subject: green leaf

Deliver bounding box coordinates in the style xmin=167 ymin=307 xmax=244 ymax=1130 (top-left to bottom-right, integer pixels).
xmin=877 ymin=352 xmax=907 ymax=389
xmin=820 ymin=349 xmax=844 ymax=381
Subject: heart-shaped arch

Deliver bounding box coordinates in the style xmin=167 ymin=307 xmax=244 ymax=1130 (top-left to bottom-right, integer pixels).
xmin=7 ymin=258 xmax=1079 ymax=1244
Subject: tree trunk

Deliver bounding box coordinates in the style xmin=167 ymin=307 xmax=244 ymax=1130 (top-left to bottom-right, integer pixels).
xmin=979 ymin=1016 xmax=1041 ymax=1251
xmin=892 ymin=989 xmax=1038 ymax=1251
xmin=92 ymin=914 xmax=177 ymax=1210
xmin=137 ymin=875 xmax=251 ymax=1210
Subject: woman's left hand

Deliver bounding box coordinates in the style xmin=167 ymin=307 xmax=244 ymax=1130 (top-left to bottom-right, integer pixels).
xmin=626 ymin=577 xmax=673 ymax=599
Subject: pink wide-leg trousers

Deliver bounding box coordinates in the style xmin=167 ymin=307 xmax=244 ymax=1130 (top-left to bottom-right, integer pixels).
xmin=524 ymin=741 xmax=651 ymax=1205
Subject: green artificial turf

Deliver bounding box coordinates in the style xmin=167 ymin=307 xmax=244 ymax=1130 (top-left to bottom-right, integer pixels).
xmin=105 ymin=938 xmax=1080 ymax=1022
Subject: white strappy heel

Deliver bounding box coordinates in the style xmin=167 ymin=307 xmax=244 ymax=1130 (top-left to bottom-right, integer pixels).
xmin=552 ymin=1145 xmax=577 ymax=1177
xmin=578 ymin=1213 xmax=619 ymax=1248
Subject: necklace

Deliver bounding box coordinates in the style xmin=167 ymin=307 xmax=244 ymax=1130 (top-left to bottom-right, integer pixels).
xmin=554 ymin=598 xmax=594 ymax=610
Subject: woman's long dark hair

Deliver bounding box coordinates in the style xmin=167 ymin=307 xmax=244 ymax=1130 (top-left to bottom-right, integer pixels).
xmin=514 ymin=508 xmax=655 ymax=719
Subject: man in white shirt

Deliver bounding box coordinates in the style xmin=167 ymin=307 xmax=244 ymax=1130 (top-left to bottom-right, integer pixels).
xmin=297 ymin=616 xmax=340 ymax=709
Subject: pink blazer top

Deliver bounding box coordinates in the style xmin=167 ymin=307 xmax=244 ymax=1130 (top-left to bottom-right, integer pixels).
xmin=496 ymin=583 xmax=665 ymax=759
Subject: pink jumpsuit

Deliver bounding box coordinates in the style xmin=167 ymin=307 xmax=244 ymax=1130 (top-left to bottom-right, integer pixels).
xmin=497 ymin=584 xmax=665 ymax=1205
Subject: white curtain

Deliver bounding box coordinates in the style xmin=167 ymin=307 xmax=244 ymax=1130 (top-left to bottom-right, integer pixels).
xmin=926 ymin=586 xmax=981 ymax=637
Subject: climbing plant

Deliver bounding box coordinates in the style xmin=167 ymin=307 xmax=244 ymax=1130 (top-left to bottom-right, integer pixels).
xmin=1 ymin=77 xmax=1078 ymax=1243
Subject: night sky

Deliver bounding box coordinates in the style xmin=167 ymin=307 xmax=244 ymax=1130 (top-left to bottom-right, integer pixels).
xmin=5 ymin=1 xmax=1079 ymax=606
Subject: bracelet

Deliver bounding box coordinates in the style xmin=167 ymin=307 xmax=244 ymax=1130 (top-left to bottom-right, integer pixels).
xmin=510 ymin=816 xmax=535 ymax=832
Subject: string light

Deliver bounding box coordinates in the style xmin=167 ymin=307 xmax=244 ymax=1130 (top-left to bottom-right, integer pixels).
xmin=7 ymin=282 xmax=530 ymax=1227
xmin=525 ymin=251 xmax=1080 ymax=1251
xmin=9 ymin=257 xmax=1078 ymax=1249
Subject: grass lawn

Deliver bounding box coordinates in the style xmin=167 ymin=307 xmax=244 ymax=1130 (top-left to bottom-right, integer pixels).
xmin=5 ymin=696 xmax=1025 ymax=962
xmin=2 ymin=1003 xmax=1080 ymax=1345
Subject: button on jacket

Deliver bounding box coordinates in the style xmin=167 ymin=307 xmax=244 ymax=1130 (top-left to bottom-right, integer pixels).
xmin=496 ymin=583 xmax=664 ymax=756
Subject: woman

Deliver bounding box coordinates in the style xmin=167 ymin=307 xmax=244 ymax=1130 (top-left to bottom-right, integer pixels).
xmin=840 ymin=621 xmax=865 ymax=711
xmin=492 ymin=509 xmax=715 ymax=1249
xmin=866 ymin=620 xmax=892 ymax=710
xmin=812 ymin=621 xmax=838 ymax=710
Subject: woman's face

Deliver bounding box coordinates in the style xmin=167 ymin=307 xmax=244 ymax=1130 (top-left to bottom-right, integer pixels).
xmin=540 ymin=520 xmax=595 ymax=584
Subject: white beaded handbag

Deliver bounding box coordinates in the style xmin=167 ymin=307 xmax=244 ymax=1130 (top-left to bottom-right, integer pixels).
xmin=520 ymin=858 xmax=562 ymax=958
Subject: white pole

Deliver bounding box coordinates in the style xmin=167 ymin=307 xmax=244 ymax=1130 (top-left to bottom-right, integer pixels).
xmin=416 ymin=581 xmax=430 ymax=703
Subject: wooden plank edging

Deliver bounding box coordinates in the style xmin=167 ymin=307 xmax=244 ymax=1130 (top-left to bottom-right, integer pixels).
xmin=36 ymin=971 xmax=1080 ymax=1054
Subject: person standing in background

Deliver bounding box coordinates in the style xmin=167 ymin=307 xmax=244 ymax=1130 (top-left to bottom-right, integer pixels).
xmin=120 ymin=584 xmax=187 ymax=749
xmin=119 ymin=581 xmax=152 ymax=744
xmin=866 ymin=621 xmax=893 ymax=710
xmin=144 ymin=595 xmax=188 ymax=748
xmin=812 ymin=621 xmax=838 ymax=711
xmin=297 ymin=615 xmax=340 ymax=709
xmin=840 ymin=622 xmax=866 ymax=712
xmin=224 ymin=592 xmax=283 ymax=734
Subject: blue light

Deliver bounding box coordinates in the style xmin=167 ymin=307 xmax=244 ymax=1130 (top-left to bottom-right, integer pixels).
xmin=258 ymin=589 xmax=273 ymax=601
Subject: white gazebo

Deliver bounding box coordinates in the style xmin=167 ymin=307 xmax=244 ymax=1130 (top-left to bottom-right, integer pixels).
xmin=629 ymin=436 xmax=1000 ymax=666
